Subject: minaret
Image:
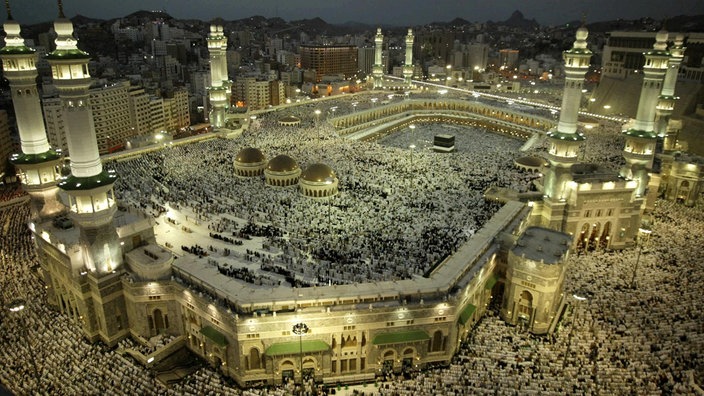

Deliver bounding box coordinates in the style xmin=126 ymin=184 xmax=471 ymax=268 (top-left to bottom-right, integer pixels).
xmin=657 ymin=33 xmax=685 ymax=150
xmin=47 ymin=0 xmax=121 ymax=274
xmin=403 ymin=28 xmax=414 ymax=85
xmin=2 ymin=0 xmax=64 ymax=219
xmin=621 ymin=27 xmax=670 ymax=198
xmin=542 ymin=24 xmax=592 ymax=205
xmin=372 ymin=27 xmax=384 ymax=89
xmin=207 ymin=23 xmax=228 ymax=128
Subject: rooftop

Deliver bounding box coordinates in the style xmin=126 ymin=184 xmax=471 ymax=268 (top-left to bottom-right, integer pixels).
xmin=511 ymin=226 xmax=571 ymax=265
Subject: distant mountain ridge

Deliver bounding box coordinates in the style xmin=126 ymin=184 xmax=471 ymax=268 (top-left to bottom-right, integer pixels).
xmin=18 ymin=9 xmax=704 ymax=35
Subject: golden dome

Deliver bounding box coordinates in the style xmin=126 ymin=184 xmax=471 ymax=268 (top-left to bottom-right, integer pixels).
xmin=301 ymin=163 xmax=336 ymax=183
xmin=235 ymin=147 xmax=265 ymax=164
xmin=267 ymin=155 xmax=299 ymax=172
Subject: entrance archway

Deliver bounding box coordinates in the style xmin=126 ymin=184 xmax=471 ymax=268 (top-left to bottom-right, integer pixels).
xmin=518 ymin=290 xmax=533 ymax=328
xmin=599 ymin=222 xmax=612 ymax=250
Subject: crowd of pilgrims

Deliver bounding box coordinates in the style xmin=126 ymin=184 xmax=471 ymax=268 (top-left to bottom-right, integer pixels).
xmin=0 ymin=92 xmax=701 ymax=394
xmin=0 ymin=197 xmax=702 ymax=395
xmin=109 ymin=99 xmax=538 ymax=284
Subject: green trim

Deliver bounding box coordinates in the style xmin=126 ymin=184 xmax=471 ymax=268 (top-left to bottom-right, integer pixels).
xmin=46 ymin=49 xmax=91 ymax=60
xmin=564 ymin=48 xmax=592 ymax=55
xmin=58 ymin=170 xmax=117 ymax=191
xmin=547 ymin=131 xmax=585 ymax=142
xmin=0 ymin=46 xmax=35 ymax=55
xmin=644 ymin=50 xmax=669 ymax=57
xmin=623 ymin=129 xmax=657 ymax=139
xmin=458 ymin=303 xmax=477 ymax=326
xmin=265 ymin=340 xmax=329 ymax=356
xmin=10 ymin=150 xmax=61 ymax=165
xmin=484 ymin=274 xmax=499 ymax=290
xmin=207 ymin=85 xmax=228 ymax=92
xmin=658 ymin=95 xmax=678 ymax=101
xmin=372 ymin=330 xmax=429 ymax=345
xmin=200 ymin=326 xmax=228 ymax=347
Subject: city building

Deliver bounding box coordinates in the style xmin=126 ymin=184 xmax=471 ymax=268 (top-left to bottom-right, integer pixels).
xmin=299 ymin=44 xmax=358 ymax=82
xmin=43 ymin=81 xmax=187 ymax=154
xmin=90 ymin=81 xmax=132 ymax=153
xmin=357 ymin=46 xmax=375 ymax=77
xmin=499 ymin=49 xmax=520 ymax=70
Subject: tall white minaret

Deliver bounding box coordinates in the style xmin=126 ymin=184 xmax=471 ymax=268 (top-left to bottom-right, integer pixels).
xmin=207 ymin=23 xmax=228 ymax=128
xmin=2 ymin=0 xmax=64 ymax=219
xmin=372 ymin=27 xmax=384 ymax=89
xmin=657 ymin=33 xmax=685 ymax=150
xmin=621 ymin=27 xmax=670 ymax=198
xmin=48 ymin=0 xmax=121 ymax=274
xmin=542 ymin=23 xmax=592 ymax=204
xmin=403 ymin=28 xmax=414 ymax=85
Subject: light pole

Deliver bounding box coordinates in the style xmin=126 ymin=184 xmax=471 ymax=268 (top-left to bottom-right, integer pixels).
xmin=7 ymin=299 xmax=42 ymax=392
xmin=631 ymin=227 xmax=652 ymax=289
xmin=314 ymin=109 xmax=321 ymax=139
xmin=292 ymin=322 xmax=309 ymax=384
xmin=564 ymin=291 xmax=587 ymax=368
xmin=324 ymin=177 xmax=335 ymax=233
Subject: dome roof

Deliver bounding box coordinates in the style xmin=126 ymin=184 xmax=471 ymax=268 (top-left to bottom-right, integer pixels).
xmin=267 ymin=155 xmax=299 ymax=172
xmin=515 ymin=156 xmax=547 ymax=168
xmin=301 ymin=163 xmax=336 ymax=183
xmin=279 ymin=115 xmax=301 ymax=123
xmin=235 ymin=147 xmax=265 ymax=164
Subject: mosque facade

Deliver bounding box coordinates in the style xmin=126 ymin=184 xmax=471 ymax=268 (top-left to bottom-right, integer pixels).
xmin=3 ymin=5 xmax=698 ymax=390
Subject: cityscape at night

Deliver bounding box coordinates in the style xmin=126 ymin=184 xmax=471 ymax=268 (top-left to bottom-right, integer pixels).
xmin=0 ymin=0 xmax=703 ymax=395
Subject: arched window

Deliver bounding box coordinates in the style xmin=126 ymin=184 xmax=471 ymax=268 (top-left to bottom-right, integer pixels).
xmin=518 ymin=290 xmax=533 ymax=320
xmin=153 ymin=309 xmax=165 ymax=332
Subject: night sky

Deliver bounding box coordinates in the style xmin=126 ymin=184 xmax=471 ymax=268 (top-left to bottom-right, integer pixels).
xmin=2 ymin=0 xmax=703 ymax=26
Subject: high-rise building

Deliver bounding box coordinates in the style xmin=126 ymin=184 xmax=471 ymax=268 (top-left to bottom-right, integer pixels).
xmin=499 ymin=49 xmax=519 ymax=70
xmin=42 ymin=97 xmax=68 ymax=153
xmin=269 ymin=80 xmax=286 ymax=107
xmin=90 ymin=81 xmax=132 ymax=153
xmin=44 ymin=81 xmax=188 ymax=152
xmin=299 ymin=44 xmax=358 ymax=82
xmin=128 ymin=87 xmax=153 ymax=136
xmin=467 ymin=43 xmax=489 ymax=71
xmin=357 ymin=46 xmax=375 ymax=76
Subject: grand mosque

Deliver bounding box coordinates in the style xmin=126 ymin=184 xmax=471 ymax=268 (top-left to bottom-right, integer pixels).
xmin=2 ymin=0 xmax=703 ymax=389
